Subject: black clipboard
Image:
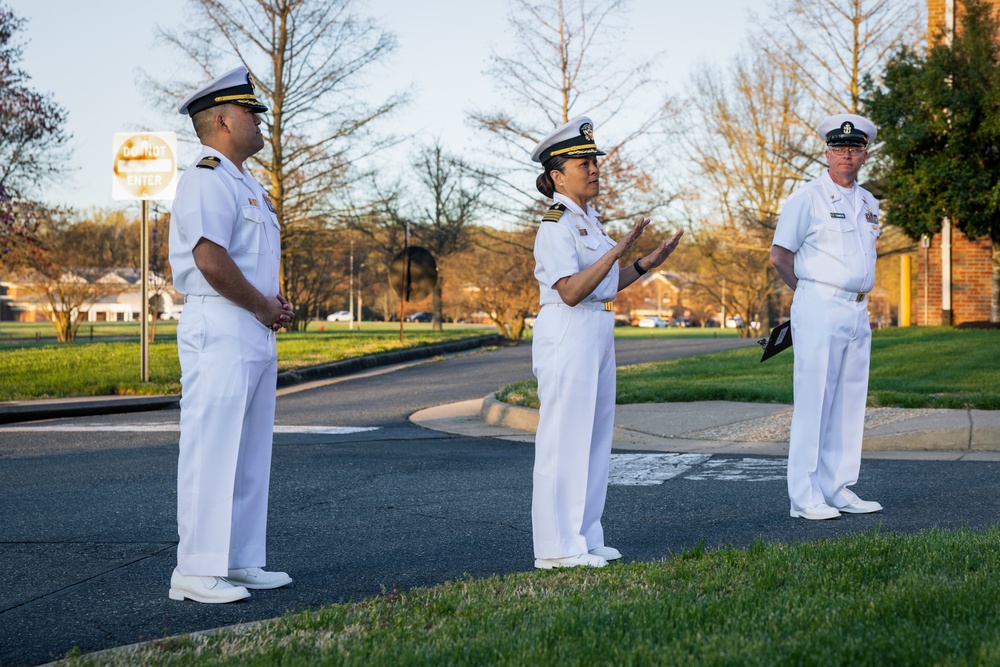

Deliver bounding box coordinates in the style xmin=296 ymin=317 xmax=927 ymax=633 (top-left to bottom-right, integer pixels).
xmin=758 ymin=320 xmax=792 ymax=362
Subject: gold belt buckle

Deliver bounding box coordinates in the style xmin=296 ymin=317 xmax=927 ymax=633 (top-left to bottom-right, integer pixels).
xmin=604 ymin=302 xmax=613 ymax=311
xmin=855 ymin=292 xmax=865 ymax=302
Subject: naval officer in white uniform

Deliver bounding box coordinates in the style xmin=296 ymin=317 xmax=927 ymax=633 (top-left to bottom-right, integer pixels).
xmin=168 ymin=66 xmax=295 ymax=603
xmin=771 ymin=113 xmax=884 ymax=521
xmin=530 ymin=117 xmax=683 ymax=569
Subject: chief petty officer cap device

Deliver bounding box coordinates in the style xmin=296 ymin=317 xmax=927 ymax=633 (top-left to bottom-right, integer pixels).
xmin=816 ymin=113 xmax=877 ymax=147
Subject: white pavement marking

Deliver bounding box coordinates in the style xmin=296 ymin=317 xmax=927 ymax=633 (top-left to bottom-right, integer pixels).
xmin=608 ymin=453 xmax=711 ymax=486
xmin=0 ymin=423 xmax=379 ymax=435
xmin=683 ymin=457 xmax=786 ymax=482
xmin=609 ymin=454 xmax=786 ymax=485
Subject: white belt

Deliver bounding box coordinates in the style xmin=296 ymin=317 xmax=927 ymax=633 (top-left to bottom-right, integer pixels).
xmin=185 ymin=294 xmax=236 ymax=305
xmin=544 ymin=301 xmax=614 ymax=312
xmin=801 ymin=281 xmax=867 ymax=303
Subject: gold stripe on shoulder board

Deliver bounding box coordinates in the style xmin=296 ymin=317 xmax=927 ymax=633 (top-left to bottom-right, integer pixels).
xmin=541 ymin=202 xmax=566 ymax=223
xmin=196 ymin=156 xmax=221 ymax=170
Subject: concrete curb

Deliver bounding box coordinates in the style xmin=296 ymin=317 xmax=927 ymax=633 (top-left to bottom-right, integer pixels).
xmin=0 ymin=395 xmax=181 ymax=424
xmin=476 ymin=395 xmax=1000 ymax=452
xmin=479 ymin=394 xmax=539 ymax=432
xmin=0 ymin=334 xmax=506 ymax=425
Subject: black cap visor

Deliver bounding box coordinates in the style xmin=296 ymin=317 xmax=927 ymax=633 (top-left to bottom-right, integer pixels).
xmin=187 ymin=85 xmax=268 ymax=116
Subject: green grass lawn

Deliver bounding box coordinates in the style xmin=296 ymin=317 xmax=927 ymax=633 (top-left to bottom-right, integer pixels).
xmin=0 ymin=322 xmax=498 ymax=401
xmin=60 ymin=527 xmax=1000 ymax=666
xmin=498 ymin=326 xmax=1000 ymax=410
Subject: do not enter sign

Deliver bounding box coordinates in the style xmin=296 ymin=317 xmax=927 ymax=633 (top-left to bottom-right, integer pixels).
xmin=112 ymin=132 xmax=178 ymax=200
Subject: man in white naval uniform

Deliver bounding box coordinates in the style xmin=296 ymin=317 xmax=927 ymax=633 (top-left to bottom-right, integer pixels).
xmin=770 ymin=113 xmax=884 ymax=521
xmin=167 ymin=66 xmax=295 ymax=603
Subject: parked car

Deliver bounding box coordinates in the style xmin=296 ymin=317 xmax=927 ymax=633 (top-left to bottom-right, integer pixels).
xmin=636 ymin=316 xmax=669 ymax=328
xmin=326 ymin=310 xmax=352 ymax=322
xmin=405 ymin=311 xmax=433 ymax=322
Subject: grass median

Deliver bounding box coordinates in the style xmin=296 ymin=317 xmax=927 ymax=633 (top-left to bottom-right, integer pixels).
xmin=0 ymin=322 xmax=498 ymax=401
xmin=498 ymin=326 xmax=1000 ymax=410
xmin=61 ymin=526 xmax=1000 ymax=666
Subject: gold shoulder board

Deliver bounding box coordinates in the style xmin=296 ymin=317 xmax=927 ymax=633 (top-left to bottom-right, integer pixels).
xmin=196 ymin=156 xmax=221 ymax=170
xmin=541 ymin=202 xmax=566 ymax=223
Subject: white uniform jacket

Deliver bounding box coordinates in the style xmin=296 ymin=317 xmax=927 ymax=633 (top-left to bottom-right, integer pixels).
xmin=169 ymin=148 xmax=281 ymax=299
xmin=534 ymin=192 xmax=618 ymax=305
xmin=772 ymin=170 xmax=879 ymax=294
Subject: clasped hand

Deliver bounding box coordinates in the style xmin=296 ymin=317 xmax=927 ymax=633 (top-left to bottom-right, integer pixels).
xmin=264 ymin=294 xmax=294 ymax=331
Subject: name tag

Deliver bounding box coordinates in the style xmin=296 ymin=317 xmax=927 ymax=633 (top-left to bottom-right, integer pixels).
xmin=248 ymin=198 xmax=258 ymax=206
xmin=830 ymin=212 xmax=846 ymax=219
xmin=578 ymin=228 xmax=588 ymax=236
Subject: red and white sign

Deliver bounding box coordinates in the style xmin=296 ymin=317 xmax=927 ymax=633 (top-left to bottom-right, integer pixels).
xmin=112 ymin=132 xmax=178 ymax=201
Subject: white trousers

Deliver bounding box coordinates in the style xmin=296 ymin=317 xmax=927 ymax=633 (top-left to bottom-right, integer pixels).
xmin=787 ymin=281 xmax=872 ymax=511
xmin=531 ymin=304 xmax=616 ymax=559
xmin=176 ymin=301 xmax=277 ymax=576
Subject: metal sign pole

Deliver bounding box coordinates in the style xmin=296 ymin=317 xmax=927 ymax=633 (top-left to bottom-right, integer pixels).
xmin=349 ymin=239 xmax=355 ymax=331
xmin=112 ymin=131 xmax=177 ymax=383
xmin=140 ymin=199 xmax=149 ymax=382
xmin=399 ymin=244 xmax=408 ymax=342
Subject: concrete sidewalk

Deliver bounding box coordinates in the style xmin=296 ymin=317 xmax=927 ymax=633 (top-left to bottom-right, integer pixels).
xmin=410 ymin=396 xmax=1000 ymax=461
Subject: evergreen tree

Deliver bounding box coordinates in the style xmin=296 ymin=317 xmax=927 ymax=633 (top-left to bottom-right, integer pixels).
xmin=865 ymin=0 xmax=1000 ymax=320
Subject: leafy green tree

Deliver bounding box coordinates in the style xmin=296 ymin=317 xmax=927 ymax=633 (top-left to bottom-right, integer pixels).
xmin=865 ymin=0 xmax=1000 ymax=320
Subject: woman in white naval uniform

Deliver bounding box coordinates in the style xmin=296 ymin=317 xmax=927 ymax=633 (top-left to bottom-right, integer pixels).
xmin=530 ymin=117 xmax=683 ymax=569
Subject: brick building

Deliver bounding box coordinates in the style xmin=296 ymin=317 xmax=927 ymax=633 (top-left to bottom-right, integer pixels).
xmin=916 ymin=0 xmax=997 ymax=325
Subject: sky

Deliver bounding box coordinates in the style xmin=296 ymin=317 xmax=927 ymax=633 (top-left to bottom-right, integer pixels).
xmin=7 ymin=0 xmax=774 ymax=212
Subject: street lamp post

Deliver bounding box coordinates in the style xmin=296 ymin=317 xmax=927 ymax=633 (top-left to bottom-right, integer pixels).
xmin=349 ymin=240 xmax=354 ymax=331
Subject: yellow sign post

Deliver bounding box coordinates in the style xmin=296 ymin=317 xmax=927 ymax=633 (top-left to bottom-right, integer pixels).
xmin=112 ymin=132 xmax=178 ymax=382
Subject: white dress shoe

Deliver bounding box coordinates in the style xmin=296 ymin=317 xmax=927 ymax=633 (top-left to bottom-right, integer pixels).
xmin=169 ymin=569 xmax=250 ymax=603
xmin=225 ymin=567 xmax=293 ymax=590
xmin=534 ymin=553 xmax=608 ymax=570
xmin=588 ymin=545 xmax=622 ymax=561
xmin=837 ymin=499 xmax=883 ymax=514
xmin=790 ymin=503 xmax=841 ymax=520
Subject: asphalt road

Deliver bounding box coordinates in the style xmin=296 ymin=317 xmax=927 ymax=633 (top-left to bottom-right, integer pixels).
xmin=2 ymin=336 xmax=999 ymax=666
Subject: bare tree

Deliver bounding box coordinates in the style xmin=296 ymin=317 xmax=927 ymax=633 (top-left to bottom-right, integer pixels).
xmin=751 ymin=0 xmax=925 ymax=119
xmin=153 ymin=0 xmax=406 ymax=329
xmin=408 ymin=141 xmax=482 ymax=330
xmin=678 ymin=53 xmax=813 ymax=335
xmin=686 ymin=55 xmax=814 ymax=235
xmin=468 ymin=0 xmax=675 ymax=230
xmin=0 ymin=4 xmax=71 ymax=195
xmin=14 ymin=213 xmax=130 ymax=342
xmin=0 ymin=4 xmax=71 ymax=271
xmin=446 ymin=226 xmax=539 ymax=340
